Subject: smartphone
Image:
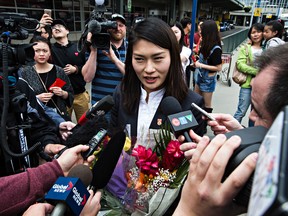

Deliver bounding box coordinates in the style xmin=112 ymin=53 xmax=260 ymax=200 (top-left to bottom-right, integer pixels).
xmin=191 ymin=103 xmax=215 ymax=121
xmin=44 ymin=9 xmax=52 ymax=17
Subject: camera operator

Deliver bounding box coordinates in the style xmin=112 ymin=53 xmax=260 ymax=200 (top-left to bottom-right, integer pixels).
xmin=174 ymin=44 xmax=288 ymax=215
xmin=82 ymin=13 xmax=127 ymax=106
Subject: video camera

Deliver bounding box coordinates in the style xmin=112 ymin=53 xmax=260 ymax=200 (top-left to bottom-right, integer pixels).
xmin=88 ymin=17 xmax=117 ymax=50
xmin=0 ymin=12 xmax=41 ymax=176
xmin=78 ymin=0 xmax=117 ymax=51
xmin=0 ymin=12 xmax=37 ymax=74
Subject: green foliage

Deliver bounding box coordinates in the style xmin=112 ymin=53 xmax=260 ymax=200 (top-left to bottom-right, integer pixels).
xmin=153 ymin=123 xmax=172 ymax=156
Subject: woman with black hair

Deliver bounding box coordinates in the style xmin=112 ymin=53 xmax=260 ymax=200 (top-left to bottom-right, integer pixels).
xmin=19 ymin=36 xmax=73 ymax=121
xmin=170 ymin=21 xmax=192 ymax=85
xmin=234 ymin=23 xmax=264 ymax=124
xmin=107 ymin=17 xmax=206 ymax=204
xmin=192 ymin=20 xmax=222 ymax=114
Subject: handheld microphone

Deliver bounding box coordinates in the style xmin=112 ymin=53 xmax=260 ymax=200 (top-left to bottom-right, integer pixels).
xmin=53 ymin=115 xmax=109 ymax=159
xmin=88 ymin=19 xmax=102 ymax=35
xmin=161 ymin=96 xmax=199 ymax=142
xmin=91 ymin=130 xmax=126 ymax=189
xmin=81 ymin=128 xmax=107 ymax=160
xmin=77 ymin=95 xmax=114 ymax=126
xmin=65 ymin=115 xmax=109 ymax=148
xmin=45 ymin=164 xmax=92 ymax=216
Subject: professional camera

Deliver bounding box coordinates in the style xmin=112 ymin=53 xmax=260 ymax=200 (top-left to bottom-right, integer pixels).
xmin=0 ymin=12 xmax=40 ymax=176
xmin=78 ymin=0 xmax=117 ymax=51
xmin=0 ymin=12 xmax=37 ymax=73
xmin=222 ymin=126 xmax=268 ymax=207
xmin=89 ymin=18 xmax=117 ymax=50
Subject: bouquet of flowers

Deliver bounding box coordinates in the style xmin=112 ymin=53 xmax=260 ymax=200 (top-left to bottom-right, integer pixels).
xmin=122 ymin=127 xmax=189 ymax=215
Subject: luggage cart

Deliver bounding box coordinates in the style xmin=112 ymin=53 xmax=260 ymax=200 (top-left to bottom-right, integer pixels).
xmin=217 ymin=53 xmax=233 ymax=87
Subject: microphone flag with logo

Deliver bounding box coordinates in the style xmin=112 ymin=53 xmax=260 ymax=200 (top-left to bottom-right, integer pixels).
xmin=45 ymin=164 xmax=92 ymax=216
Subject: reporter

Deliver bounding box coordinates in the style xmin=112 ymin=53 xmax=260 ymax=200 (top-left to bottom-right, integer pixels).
xmin=174 ymin=135 xmax=257 ymax=216
xmin=0 ymin=145 xmax=95 ymax=215
xmin=176 ymin=44 xmax=288 ymax=214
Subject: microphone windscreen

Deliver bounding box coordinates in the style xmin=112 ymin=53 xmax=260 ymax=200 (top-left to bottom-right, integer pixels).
xmin=65 ymin=115 xmax=109 ymax=147
xmin=88 ymin=19 xmax=101 ymax=35
xmin=67 ymin=164 xmax=93 ymax=187
xmin=161 ymin=96 xmax=183 ymax=115
xmin=91 ymin=131 xmax=126 ymax=189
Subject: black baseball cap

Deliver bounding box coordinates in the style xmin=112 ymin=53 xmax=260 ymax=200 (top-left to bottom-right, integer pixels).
xmin=51 ymin=19 xmax=68 ymax=29
xmin=111 ymin=13 xmax=126 ymax=25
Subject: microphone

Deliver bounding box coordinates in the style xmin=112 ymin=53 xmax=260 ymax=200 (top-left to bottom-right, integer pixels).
xmin=45 ymin=164 xmax=92 ymax=216
xmin=53 ymin=115 xmax=109 ymax=159
xmin=65 ymin=115 xmax=109 ymax=148
xmin=91 ymin=130 xmax=126 ymax=189
xmin=161 ymin=96 xmax=198 ymax=142
xmin=87 ymin=19 xmax=102 ymax=35
xmin=77 ymin=95 xmax=114 ymax=126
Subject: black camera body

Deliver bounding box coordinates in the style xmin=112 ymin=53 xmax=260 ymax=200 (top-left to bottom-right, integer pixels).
xmin=222 ymin=126 xmax=268 ymax=207
xmin=91 ymin=20 xmax=117 ymax=50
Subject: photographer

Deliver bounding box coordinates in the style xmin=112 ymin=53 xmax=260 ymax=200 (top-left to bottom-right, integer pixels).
xmin=175 ymin=44 xmax=288 ymax=215
xmin=82 ymin=13 xmax=127 ymax=106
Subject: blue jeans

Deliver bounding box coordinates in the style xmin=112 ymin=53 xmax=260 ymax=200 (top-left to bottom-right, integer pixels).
xmin=234 ymin=88 xmax=252 ymax=124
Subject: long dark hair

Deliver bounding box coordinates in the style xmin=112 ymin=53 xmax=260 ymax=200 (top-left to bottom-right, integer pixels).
xmin=122 ymin=17 xmax=188 ymax=113
xmin=169 ymin=21 xmax=185 ymax=52
xmin=265 ymin=20 xmax=284 ymax=38
xmin=200 ymin=20 xmax=222 ymax=59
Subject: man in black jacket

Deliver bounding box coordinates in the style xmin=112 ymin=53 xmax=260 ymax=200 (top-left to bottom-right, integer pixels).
xmin=50 ymin=19 xmax=89 ymax=122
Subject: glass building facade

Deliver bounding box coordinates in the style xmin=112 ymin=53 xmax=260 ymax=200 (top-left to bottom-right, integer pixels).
xmin=0 ymin=0 xmax=108 ymax=32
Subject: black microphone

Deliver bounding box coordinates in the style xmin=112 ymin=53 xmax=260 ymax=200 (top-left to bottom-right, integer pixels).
xmin=91 ymin=130 xmax=126 ymax=189
xmin=161 ymin=96 xmax=198 ymax=142
xmin=87 ymin=19 xmax=102 ymax=35
xmin=54 ymin=115 xmax=109 ymax=159
xmin=45 ymin=164 xmax=93 ymax=216
xmin=65 ymin=115 xmax=109 ymax=148
xmin=77 ymin=95 xmax=114 ymax=127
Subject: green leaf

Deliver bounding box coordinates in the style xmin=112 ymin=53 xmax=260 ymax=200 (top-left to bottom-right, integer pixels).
xmin=170 ymin=159 xmax=189 ymax=188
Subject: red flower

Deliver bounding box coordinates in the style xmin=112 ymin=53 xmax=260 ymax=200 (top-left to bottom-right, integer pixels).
xmin=162 ymin=140 xmax=184 ymax=171
xmin=132 ymin=145 xmax=159 ymax=176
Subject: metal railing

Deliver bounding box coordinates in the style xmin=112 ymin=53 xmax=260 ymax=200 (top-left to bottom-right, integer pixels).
xmin=221 ymin=28 xmax=249 ymax=53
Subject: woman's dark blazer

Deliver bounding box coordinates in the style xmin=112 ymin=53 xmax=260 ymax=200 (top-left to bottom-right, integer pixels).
xmin=110 ymin=85 xmax=206 ymax=139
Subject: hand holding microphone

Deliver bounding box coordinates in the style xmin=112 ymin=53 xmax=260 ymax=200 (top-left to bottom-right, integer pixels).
xmin=45 ymin=164 xmax=93 ymax=216
xmin=161 ymin=96 xmax=199 ymax=142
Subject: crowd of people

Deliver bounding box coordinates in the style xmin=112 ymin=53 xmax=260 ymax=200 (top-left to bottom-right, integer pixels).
xmin=0 ymin=9 xmax=287 ymax=215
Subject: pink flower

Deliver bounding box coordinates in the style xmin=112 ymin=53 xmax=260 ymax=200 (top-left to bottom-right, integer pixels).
xmin=162 ymin=140 xmax=184 ymax=171
xmin=132 ymin=145 xmax=159 ymax=176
